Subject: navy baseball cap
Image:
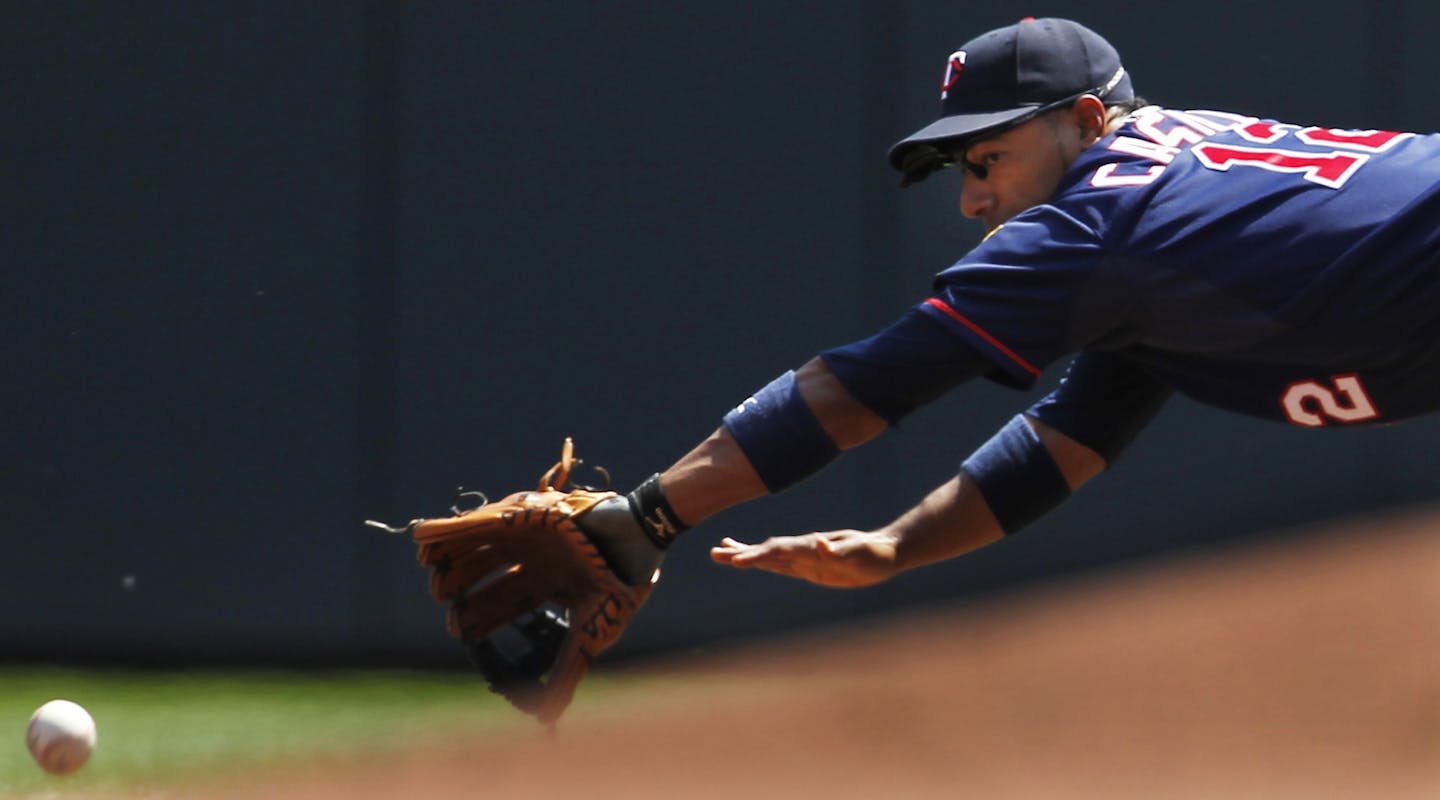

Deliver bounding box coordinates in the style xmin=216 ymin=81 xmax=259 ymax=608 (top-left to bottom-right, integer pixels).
xmin=888 ymin=17 xmax=1133 ymax=182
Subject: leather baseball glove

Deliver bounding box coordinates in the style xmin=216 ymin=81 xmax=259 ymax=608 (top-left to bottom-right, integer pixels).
xmin=367 ymin=439 xmax=662 ymax=725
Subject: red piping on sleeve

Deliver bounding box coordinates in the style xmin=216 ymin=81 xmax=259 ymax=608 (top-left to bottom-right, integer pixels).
xmin=925 ymin=297 xmax=1042 ymax=377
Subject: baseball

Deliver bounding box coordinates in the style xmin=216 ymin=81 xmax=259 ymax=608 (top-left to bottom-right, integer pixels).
xmin=26 ymin=699 xmax=97 ymax=775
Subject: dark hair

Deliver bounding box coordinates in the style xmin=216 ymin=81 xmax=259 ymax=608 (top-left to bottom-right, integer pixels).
xmin=1105 ymin=95 xmax=1151 ymax=119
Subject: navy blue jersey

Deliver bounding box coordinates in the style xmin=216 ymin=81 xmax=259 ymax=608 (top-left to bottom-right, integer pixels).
xmin=916 ymin=106 xmax=1440 ymax=432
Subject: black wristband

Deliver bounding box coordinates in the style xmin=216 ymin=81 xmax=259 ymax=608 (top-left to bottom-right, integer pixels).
xmin=626 ymin=473 xmax=690 ymax=548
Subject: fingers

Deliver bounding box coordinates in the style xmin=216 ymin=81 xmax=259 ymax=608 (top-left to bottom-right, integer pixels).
xmin=710 ymin=535 xmax=815 ymax=579
xmin=707 ymin=530 xmax=896 ymax=588
xmin=711 ymin=536 xmax=787 ymax=568
xmin=709 ymin=536 xmax=746 ymax=564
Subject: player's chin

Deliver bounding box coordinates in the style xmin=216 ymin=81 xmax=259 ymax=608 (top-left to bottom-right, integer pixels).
xmin=984 ymin=205 xmax=1032 ymax=232
xmin=989 ymin=211 xmax=1022 ymax=229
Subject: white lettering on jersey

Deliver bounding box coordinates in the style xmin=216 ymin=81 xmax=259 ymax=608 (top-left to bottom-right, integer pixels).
xmin=1281 ymin=374 xmax=1379 ymax=427
xmin=1132 ymin=107 xmax=1213 ymax=147
xmin=1091 ymin=120 xmax=1185 ymax=187
xmin=1108 ymin=136 xmax=1181 ymax=164
xmin=1091 ymin=162 xmax=1165 ymax=187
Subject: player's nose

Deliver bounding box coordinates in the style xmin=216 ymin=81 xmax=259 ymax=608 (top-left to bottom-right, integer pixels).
xmin=959 ymin=174 xmax=994 ymax=220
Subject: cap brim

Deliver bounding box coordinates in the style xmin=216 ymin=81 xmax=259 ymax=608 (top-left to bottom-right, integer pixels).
xmin=887 ymin=107 xmax=1039 ymax=170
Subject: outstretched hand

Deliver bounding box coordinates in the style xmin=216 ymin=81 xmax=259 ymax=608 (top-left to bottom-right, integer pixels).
xmin=710 ymin=530 xmax=899 ymax=588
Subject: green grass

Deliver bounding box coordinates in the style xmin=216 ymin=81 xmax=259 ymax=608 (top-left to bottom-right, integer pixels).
xmin=0 ymin=666 xmax=536 ymax=797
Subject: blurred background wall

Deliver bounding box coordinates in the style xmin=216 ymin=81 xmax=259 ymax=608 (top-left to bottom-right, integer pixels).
xmin=5 ymin=0 xmax=1439 ymax=666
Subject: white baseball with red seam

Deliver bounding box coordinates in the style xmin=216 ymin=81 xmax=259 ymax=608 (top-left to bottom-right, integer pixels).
xmin=26 ymin=699 xmax=97 ymax=775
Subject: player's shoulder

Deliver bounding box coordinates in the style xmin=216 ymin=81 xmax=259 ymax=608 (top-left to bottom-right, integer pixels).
xmin=1069 ymin=106 xmax=1253 ymax=185
xmin=1039 ymin=108 xmax=1216 ymax=233
xmin=1060 ymin=105 xmax=1319 ymax=207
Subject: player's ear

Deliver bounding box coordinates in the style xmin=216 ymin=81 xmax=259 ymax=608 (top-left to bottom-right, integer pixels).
xmin=1071 ymin=95 xmax=1108 ymax=142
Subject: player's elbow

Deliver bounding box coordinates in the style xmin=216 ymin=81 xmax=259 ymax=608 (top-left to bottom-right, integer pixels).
xmin=795 ymin=357 xmax=890 ymax=450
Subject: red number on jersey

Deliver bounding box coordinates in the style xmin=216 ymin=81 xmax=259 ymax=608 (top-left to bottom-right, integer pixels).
xmin=1192 ymin=143 xmax=1368 ymax=189
xmin=1297 ymin=128 xmax=1412 ymax=153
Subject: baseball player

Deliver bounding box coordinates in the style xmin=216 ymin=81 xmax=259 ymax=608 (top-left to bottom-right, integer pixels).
xmin=385 ymin=17 xmax=1440 ymax=722
xmin=591 ymin=15 xmax=1440 ymax=590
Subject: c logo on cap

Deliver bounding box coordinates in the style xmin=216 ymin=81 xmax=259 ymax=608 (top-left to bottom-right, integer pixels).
xmin=941 ymin=50 xmax=966 ymax=99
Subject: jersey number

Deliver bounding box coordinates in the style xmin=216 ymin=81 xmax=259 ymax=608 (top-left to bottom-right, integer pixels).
xmin=1281 ymin=374 xmax=1379 ymax=427
xmin=1191 ymin=144 xmax=1365 ymax=189
xmin=1095 ymin=109 xmax=1412 ymax=189
xmin=1192 ymin=128 xmax=1410 ymax=189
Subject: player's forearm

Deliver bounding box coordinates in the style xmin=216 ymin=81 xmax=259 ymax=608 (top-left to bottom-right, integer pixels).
xmin=884 ymin=474 xmax=1005 ymax=573
xmin=660 ymin=426 xmax=768 ymax=526
xmin=884 ymin=419 xmax=1104 ymax=574
xmin=661 ymin=357 xmax=889 ymax=526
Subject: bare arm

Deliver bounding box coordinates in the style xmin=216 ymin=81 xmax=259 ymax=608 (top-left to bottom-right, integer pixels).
xmin=661 ymin=355 xmax=887 ymax=525
xmin=644 ymin=343 xmax=1108 ymax=587
xmin=889 ymin=416 xmax=1103 ymax=570
xmin=710 ymin=415 xmax=1105 ymax=587
xmin=576 ymin=354 xmax=892 ymax=586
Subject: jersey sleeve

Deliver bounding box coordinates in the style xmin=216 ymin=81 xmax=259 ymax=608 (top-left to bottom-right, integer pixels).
xmin=918 ymin=190 xmax=1138 ymax=390
xmin=1025 ymin=350 xmax=1173 ymax=463
xmin=819 ymin=309 xmax=991 ymax=425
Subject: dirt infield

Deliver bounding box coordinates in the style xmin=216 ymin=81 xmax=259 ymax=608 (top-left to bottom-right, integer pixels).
xmin=207 ymin=507 xmax=1439 ymax=799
